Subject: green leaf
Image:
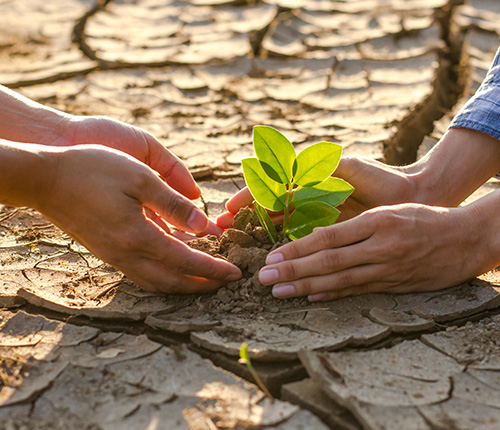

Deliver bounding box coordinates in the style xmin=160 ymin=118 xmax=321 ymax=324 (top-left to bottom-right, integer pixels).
xmin=239 ymin=343 xmax=249 ymax=364
xmin=288 ymin=201 xmax=340 ymax=240
xmin=242 ymin=158 xmax=286 ymax=211
xmin=294 ymin=142 xmax=343 ymax=187
xmin=254 ymin=201 xmax=278 ymax=244
xmin=253 ymin=126 xmax=296 ymax=184
xmin=292 ymin=177 xmax=354 ymax=208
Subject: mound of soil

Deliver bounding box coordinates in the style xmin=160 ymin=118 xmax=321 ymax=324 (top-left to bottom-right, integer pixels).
xmin=188 ymin=207 xmax=308 ymax=313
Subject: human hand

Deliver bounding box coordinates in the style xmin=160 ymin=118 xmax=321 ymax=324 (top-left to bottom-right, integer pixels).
xmin=216 ymin=156 xmax=414 ymax=228
xmin=37 ymin=144 xmax=241 ymax=293
xmin=67 ymin=115 xmax=201 ymax=200
xmin=63 ymin=116 xmax=223 ymax=236
xmin=257 ymin=202 xmax=494 ymax=301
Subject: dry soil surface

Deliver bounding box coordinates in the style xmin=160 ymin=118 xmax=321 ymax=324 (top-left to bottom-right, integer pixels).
xmin=2 ymin=1 xmax=500 ymax=429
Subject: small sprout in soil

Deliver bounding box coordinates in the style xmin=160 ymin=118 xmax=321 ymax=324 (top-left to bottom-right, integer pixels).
xmin=239 ymin=343 xmax=274 ymax=402
xmin=242 ymin=126 xmax=354 ymax=241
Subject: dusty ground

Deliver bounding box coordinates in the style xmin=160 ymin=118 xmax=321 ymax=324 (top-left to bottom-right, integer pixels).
xmin=1 ymin=1 xmax=500 ymax=429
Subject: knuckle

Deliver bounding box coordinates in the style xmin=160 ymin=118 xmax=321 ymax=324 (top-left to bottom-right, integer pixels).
xmin=296 ymin=279 xmax=314 ymax=296
xmin=337 ymin=272 xmax=355 ymax=290
xmin=316 ymin=226 xmax=337 ymax=247
xmin=283 ymin=244 xmax=301 ymax=260
xmin=368 ymin=210 xmax=386 ymax=226
xmin=281 ymin=262 xmax=297 ymax=280
xmin=132 ymin=169 xmax=154 ymax=191
xmin=165 ymin=192 xmax=190 ymax=221
xmin=319 ymin=250 xmax=340 ymax=271
xmin=355 ymin=284 xmax=370 ymax=296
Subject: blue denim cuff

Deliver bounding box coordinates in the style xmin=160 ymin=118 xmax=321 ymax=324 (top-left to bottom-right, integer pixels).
xmin=449 ymin=47 xmax=500 ymax=141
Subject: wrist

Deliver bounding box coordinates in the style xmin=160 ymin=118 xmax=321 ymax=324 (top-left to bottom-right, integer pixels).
xmin=409 ymin=128 xmax=500 ymax=206
xmin=0 ymin=140 xmax=59 ymax=210
xmin=0 ymin=85 xmax=73 ymax=146
xmin=461 ymin=190 xmax=500 ymax=275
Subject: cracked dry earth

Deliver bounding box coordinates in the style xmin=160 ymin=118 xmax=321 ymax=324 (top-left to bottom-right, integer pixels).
xmin=2 ymin=0 xmax=500 ymax=429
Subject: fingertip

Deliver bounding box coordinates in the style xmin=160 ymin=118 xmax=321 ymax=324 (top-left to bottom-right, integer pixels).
xmin=203 ymin=219 xmax=224 ymax=236
xmin=308 ymin=293 xmax=329 ymax=302
xmin=211 ymin=257 xmax=241 ymax=282
xmin=226 ymin=187 xmax=252 ymax=214
xmin=216 ymin=212 xmax=234 ymax=229
xmin=266 ymin=252 xmax=284 ymax=265
xmin=224 ymin=269 xmax=242 ymax=282
xmin=189 ymin=182 xmax=202 ymax=200
xmin=161 ymin=156 xmax=201 ymax=200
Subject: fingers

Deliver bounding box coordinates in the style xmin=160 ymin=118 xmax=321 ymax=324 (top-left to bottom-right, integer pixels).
xmin=113 ymin=219 xmax=241 ymax=293
xmin=144 ymin=207 xmax=171 ymax=233
xmin=270 ymin=264 xmax=391 ymax=300
xmin=216 ymin=211 xmax=236 ymax=229
xmin=225 ymin=187 xmax=253 ymax=214
xmin=203 ymin=219 xmax=224 ymax=236
xmin=142 ymin=174 xmax=209 ymax=234
xmin=147 ymin=137 xmax=201 ymax=200
xmin=259 ymin=242 xmax=372 ymax=285
xmin=266 ymin=215 xmax=374 ymax=263
xmin=139 ymin=220 xmax=241 ymax=282
xmin=123 ymin=258 xmax=226 ymax=294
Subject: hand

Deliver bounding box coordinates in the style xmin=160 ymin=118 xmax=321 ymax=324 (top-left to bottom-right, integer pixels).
xmin=216 ymin=156 xmax=415 ymax=228
xmin=65 ymin=116 xmax=223 ymax=236
xmin=37 ymin=144 xmax=241 ymax=293
xmin=257 ymin=202 xmax=494 ymax=301
xmin=67 ymin=115 xmax=201 ymax=201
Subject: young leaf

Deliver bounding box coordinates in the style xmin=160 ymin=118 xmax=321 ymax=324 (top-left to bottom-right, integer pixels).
xmin=253 ymin=126 xmax=296 ymax=184
xmin=292 ymin=177 xmax=354 ymax=208
xmin=242 ymin=158 xmax=286 ymax=211
xmin=287 ymin=201 xmax=340 ymax=240
xmin=239 ymin=343 xmax=250 ymax=364
xmin=254 ymin=201 xmax=278 ymax=244
xmin=239 ymin=343 xmax=274 ymax=402
xmin=294 ymin=142 xmax=342 ymax=187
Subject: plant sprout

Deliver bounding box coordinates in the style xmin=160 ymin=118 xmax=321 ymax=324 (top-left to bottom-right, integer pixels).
xmin=239 ymin=343 xmax=274 ymax=402
xmin=242 ymin=126 xmax=354 ymax=242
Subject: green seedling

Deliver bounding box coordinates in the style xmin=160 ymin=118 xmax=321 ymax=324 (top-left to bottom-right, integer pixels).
xmin=242 ymin=126 xmax=354 ymax=241
xmin=239 ymin=343 xmax=274 ymax=402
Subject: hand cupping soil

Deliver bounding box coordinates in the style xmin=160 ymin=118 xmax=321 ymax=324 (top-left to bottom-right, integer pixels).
xmin=187 ymin=207 xmax=306 ymax=313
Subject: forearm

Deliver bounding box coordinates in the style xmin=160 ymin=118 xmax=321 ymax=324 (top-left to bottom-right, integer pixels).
xmin=463 ymin=188 xmax=500 ymax=274
xmin=0 ymin=85 xmax=72 ymax=145
xmin=0 ymin=139 xmax=55 ymax=209
xmin=402 ymin=48 xmax=500 ymax=206
xmin=408 ymin=127 xmax=500 ymax=206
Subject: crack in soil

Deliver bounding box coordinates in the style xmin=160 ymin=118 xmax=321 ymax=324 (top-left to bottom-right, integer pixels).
xmin=383 ymin=0 xmax=468 ymax=165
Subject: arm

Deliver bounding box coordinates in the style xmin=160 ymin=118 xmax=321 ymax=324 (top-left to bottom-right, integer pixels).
xmin=0 ymin=85 xmax=72 ymax=146
xmin=0 ymin=84 xmax=202 ymax=200
xmin=0 ymin=139 xmax=241 ymax=292
xmin=0 ymin=85 xmax=241 ymax=292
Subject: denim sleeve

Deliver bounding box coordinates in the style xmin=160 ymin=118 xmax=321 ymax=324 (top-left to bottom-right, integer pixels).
xmin=449 ymin=47 xmax=500 ymax=141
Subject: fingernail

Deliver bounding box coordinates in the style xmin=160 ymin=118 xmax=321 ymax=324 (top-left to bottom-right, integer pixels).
xmin=272 ymin=284 xmax=295 ymax=299
xmin=313 ymin=227 xmax=326 ymax=232
xmin=266 ymin=252 xmax=284 ymax=265
xmin=308 ymin=293 xmax=327 ymax=302
xmin=259 ymin=268 xmax=278 ymax=284
xmin=187 ymin=208 xmax=208 ymax=233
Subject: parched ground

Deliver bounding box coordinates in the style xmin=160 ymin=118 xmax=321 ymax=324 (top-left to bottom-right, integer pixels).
xmin=1 ymin=1 xmax=500 ymax=429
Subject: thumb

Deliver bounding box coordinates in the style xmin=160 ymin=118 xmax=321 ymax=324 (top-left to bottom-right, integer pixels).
xmin=142 ymin=172 xmax=208 ymax=234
